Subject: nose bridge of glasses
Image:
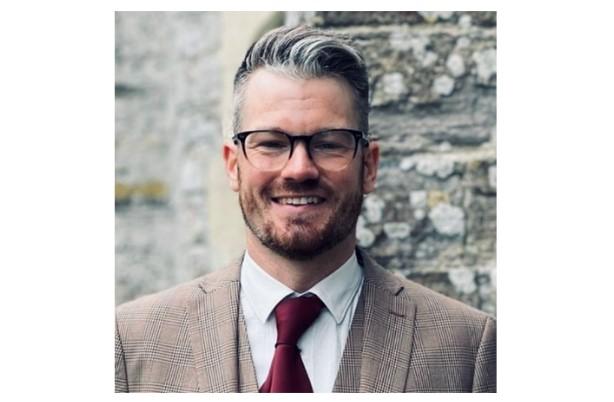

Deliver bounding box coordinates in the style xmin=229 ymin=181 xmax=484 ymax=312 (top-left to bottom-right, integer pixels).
xmin=277 ymin=135 xmax=320 ymax=179
xmin=288 ymin=134 xmax=314 ymax=160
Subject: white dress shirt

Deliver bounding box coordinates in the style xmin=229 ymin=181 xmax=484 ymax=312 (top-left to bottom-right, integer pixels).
xmin=239 ymin=250 xmax=364 ymax=393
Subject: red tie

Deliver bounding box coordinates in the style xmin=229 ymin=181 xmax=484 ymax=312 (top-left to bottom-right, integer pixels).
xmin=259 ymin=295 xmax=324 ymax=393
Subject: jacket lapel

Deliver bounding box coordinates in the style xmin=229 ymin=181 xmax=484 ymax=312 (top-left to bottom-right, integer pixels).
xmin=334 ymin=250 xmax=417 ymax=392
xmin=332 ymin=290 xmax=364 ymax=392
xmin=237 ymin=303 xmax=259 ymax=392
xmin=186 ymin=259 xmax=258 ymax=392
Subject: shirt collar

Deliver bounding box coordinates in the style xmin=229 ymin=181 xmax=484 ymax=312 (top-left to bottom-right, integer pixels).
xmin=240 ymin=250 xmax=363 ymax=325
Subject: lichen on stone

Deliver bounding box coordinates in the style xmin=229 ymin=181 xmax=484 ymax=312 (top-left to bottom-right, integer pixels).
xmin=432 ymin=74 xmax=455 ymax=97
xmin=418 ymin=11 xmax=454 ymax=23
xmin=364 ymin=194 xmax=386 ymax=223
xmin=472 ymin=48 xmax=497 ymax=85
xmin=448 ymin=268 xmax=477 ymax=294
xmin=410 ymin=190 xmax=428 ymax=209
xmin=458 ymin=14 xmax=472 ymax=29
xmin=446 ymin=53 xmax=466 ymax=77
xmin=357 ymin=226 xmax=376 ymax=247
xmin=429 ymin=203 xmax=465 ymax=236
xmin=488 ymin=165 xmax=497 ymax=189
xmin=416 ymin=157 xmax=455 ymax=179
xmin=383 ymin=222 xmax=411 ymax=239
xmin=400 ymin=157 xmax=416 ymax=171
xmin=372 ymin=72 xmax=408 ymax=106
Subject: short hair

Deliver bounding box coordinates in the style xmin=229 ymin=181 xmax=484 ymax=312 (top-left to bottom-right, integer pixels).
xmin=232 ymin=25 xmax=370 ymax=135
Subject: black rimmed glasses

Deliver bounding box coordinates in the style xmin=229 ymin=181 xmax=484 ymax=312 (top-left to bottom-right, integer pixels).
xmin=232 ymin=129 xmax=369 ymax=172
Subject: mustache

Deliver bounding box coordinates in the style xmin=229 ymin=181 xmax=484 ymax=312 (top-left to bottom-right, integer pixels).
xmin=268 ymin=179 xmax=331 ymax=196
xmin=278 ymin=179 xmax=320 ymax=192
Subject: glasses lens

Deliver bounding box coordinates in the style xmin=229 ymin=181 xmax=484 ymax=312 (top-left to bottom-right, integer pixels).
xmin=311 ymin=130 xmax=357 ymax=171
xmin=244 ymin=131 xmax=291 ymax=170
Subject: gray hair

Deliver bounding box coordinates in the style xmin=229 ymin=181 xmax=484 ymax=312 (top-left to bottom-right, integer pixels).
xmin=232 ymin=25 xmax=369 ymax=135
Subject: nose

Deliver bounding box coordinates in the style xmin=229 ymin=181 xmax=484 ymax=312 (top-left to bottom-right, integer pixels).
xmin=280 ymin=140 xmax=320 ymax=181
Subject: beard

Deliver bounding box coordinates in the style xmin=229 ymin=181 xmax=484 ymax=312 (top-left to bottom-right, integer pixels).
xmin=237 ymin=168 xmax=364 ymax=260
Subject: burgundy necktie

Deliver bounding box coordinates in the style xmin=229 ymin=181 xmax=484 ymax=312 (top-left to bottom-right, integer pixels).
xmin=259 ymin=295 xmax=324 ymax=393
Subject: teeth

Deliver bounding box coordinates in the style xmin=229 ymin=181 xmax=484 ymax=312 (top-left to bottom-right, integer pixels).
xmin=277 ymin=196 xmax=322 ymax=205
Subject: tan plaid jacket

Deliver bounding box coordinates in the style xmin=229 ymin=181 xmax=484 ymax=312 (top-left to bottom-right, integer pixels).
xmin=115 ymin=249 xmax=496 ymax=392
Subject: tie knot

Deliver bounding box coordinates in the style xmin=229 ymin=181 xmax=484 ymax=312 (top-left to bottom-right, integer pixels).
xmin=274 ymin=295 xmax=324 ymax=346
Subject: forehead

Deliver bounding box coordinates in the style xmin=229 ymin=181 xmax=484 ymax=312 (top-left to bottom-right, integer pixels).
xmin=239 ymin=68 xmax=357 ymax=133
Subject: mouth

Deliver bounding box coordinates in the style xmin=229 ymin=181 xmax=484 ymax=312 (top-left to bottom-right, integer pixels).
xmin=271 ymin=195 xmax=326 ymax=206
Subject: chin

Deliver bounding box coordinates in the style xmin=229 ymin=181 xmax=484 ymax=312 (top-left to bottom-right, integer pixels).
xmin=268 ymin=239 xmax=334 ymax=261
xmin=263 ymin=220 xmax=354 ymax=260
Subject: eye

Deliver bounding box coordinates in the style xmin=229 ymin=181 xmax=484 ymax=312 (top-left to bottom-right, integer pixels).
xmin=255 ymin=140 xmax=288 ymax=149
xmin=311 ymin=131 xmax=355 ymax=154
xmin=313 ymin=141 xmax=346 ymax=151
xmin=245 ymin=132 xmax=290 ymax=152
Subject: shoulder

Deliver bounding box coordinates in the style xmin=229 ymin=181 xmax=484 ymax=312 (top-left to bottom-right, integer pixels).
xmin=358 ymin=248 xmax=494 ymax=326
xmin=116 ymin=258 xmax=242 ymax=321
xmin=116 ymin=276 xmax=200 ymax=321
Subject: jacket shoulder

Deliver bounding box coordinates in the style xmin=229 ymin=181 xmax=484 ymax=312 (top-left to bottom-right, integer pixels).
xmin=116 ymin=276 xmax=201 ymax=319
xmin=400 ymin=275 xmax=493 ymax=324
xmin=116 ymin=260 xmax=241 ymax=319
xmin=360 ymin=249 xmax=494 ymax=324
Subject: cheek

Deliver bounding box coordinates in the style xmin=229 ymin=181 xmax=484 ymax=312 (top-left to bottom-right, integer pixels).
xmin=238 ymin=166 xmax=273 ymax=197
xmin=344 ymin=162 xmax=365 ymax=191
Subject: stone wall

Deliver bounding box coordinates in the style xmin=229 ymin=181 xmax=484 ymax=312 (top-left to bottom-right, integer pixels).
xmin=115 ymin=12 xmax=224 ymax=304
xmin=115 ymin=11 xmax=496 ymax=315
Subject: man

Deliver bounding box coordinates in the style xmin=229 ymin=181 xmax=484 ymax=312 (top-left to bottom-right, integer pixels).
xmin=115 ymin=25 xmax=496 ymax=393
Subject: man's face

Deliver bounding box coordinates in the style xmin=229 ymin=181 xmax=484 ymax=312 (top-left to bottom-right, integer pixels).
xmin=224 ymin=69 xmax=379 ymax=260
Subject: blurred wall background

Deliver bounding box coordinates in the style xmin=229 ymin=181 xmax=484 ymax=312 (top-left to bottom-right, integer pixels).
xmin=115 ymin=11 xmax=497 ymax=316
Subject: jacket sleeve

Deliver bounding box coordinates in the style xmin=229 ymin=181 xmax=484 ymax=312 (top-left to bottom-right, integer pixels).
xmin=115 ymin=318 xmax=129 ymax=392
xmin=472 ymin=316 xmax=496 ymax=392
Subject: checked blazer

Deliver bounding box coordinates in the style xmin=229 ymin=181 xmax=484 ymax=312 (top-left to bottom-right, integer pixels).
xmin=115 ymin=249 xmax=496 ymax=392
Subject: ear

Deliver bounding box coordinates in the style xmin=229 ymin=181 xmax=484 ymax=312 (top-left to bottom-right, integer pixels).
xmin=362 ymin=141 xmax=379 ymax=194
xmin=223 ymin=140 xmax=240 ymax=192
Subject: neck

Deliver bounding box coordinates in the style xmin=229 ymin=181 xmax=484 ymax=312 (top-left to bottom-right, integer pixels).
xmin=245 ymin=233 xmax=356 ymax=293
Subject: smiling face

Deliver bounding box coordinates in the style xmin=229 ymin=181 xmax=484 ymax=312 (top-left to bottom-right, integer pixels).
xmin=224 ymin=69 xmax=379 ymax=260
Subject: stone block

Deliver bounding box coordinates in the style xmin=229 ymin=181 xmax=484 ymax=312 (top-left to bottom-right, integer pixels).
xmin=310 ymin=11 xmax=424 ymax=27
xmin=306 ymin=11 xmax=496 ymax=28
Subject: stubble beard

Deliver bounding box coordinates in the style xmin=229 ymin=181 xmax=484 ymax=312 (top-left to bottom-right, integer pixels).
xmin=237 ymin=168 xmax=364 ymax=261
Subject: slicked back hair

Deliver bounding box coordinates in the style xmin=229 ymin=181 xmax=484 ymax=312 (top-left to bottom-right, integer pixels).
xmin=232 ymin=25 xmax=370 ymax=136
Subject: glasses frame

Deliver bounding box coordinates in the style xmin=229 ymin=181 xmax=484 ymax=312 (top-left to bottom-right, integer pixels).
xmin=232 ymin=128 xmax=369 ymax=171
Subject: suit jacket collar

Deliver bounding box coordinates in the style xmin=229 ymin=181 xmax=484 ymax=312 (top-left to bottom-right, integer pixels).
xmin=186 ymin=249 xmax=417 ymax=393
